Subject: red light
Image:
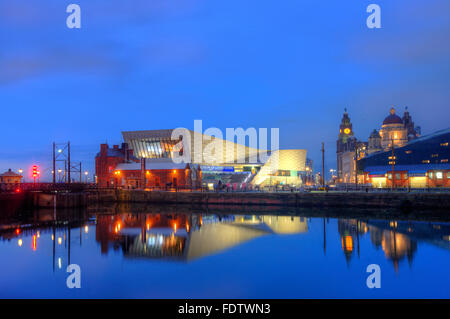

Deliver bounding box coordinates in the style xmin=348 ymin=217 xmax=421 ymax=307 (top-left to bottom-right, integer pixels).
xmin=32 ymin=235 xmax=37 ymax=251
xmin=16 ymin=228 xmax=20 ymax=235
xmin=15 ymin=189 xmax=21 ymax=193
xmin=32 ymin=165 xmax=38 ymax=177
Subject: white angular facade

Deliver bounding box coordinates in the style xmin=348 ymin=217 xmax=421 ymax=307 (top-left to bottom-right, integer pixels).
xmin=122 ymin=129 xmax=307 ymax=186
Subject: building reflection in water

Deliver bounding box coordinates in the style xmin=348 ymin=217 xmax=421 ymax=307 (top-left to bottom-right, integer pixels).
xmin=369 ymin=224 xmax=417 ymax=272
xmin=0 ymin=208 xmax=449 ymax=273
xmin=0 ymin=208 xmax=92 ymax=272
xmin=338 ymin=219 xmax=368 ymax=264
xmin=337 ymin=218 xmax=450 ymax=272
xmin=95 ymin=214 xmax=309 ymax=261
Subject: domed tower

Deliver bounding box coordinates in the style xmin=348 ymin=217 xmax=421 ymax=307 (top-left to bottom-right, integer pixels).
xmin=368 ymin=129 xmax=382 ymax=154
xmin=336 ymin=109 xmax=357 ymax=182
xmin=379 ymin=107 xmax=408 ymax=149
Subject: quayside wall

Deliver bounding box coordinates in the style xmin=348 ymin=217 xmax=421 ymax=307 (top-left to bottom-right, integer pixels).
xmin=87 ymin=189 xmax=450 ymax=211
xmin=1 ymin=190 xmax=449 ymax=212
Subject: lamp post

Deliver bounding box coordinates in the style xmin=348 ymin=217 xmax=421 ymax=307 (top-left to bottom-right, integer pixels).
xmin=354 ymin=140 xmax=359 ymax=190
xmin=84 ymin=171 xmax=88 ymax=184
xmin=321 ymin=142 xmax=325 ymax=189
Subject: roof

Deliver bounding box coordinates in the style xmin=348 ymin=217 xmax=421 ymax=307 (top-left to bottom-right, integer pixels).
xmin=122 ymin=129 xmax=178 ymax=141
xmin=95 ymin=148 xmax=124 ymax=158
xmin=370 ymin=129 xmax=380 ymax=138
xmin=362 ymin=127 xmax=450 ymax=161
xmin=383 ymin=114 xmax=403 ymax=125
xmin=404 ymin=127 xmax=450 ymax=146
xmin=0 ymin=169 xmax=22 ymax=177
xmin=115 ymin=159 xmax=190 ymax=171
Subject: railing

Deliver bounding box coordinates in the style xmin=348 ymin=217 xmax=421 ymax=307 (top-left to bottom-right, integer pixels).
xmin=5 ymin=182 xmax=448 ymax=194
xmin=5 ymin=183 xmax=96 ymax=193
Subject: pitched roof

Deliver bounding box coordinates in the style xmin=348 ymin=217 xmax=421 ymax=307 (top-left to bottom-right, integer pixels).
xmin=0 ymin=169 xmax=22 ymax=177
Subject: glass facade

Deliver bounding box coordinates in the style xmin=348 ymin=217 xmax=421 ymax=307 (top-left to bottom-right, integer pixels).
xmin=128 ymin=137 xmax=182 ymax=159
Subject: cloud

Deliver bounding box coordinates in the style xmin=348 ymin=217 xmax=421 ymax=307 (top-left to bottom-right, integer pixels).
xmin=348 ymin=0 xmax=450 ymax=66
xmin=0 ymin=49 xmax=126 ymax=85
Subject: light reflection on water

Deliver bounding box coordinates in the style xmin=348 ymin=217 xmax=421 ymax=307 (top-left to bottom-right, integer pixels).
xmin=0 ymin=206 xmax=449 ymax=298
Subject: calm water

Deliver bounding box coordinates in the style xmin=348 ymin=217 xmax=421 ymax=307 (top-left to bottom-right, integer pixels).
xmin=0 ymin=205 xmax=449 ymax=299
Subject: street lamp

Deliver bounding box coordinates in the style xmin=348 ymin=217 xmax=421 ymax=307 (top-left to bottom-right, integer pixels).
xmin=18 ymin=169 xmax=24 ymax=183
xmin=84 ymin=171 xmax=89 ymax=183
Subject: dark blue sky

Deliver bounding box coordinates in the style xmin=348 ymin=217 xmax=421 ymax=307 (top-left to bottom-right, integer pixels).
xmin=1 ymin=0 xmax=449 ymax=180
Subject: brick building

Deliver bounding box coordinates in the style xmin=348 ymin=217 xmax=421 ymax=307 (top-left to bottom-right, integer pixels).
xmin=95 ymin=143 xmax=201 ymax=189
xmin=95 ymin=143 xmax=138 ymax=188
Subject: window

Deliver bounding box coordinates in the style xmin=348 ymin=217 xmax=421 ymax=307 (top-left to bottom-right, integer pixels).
xmin=422 ymin=160 xmax=430 ymax=164
xmin=405 ymin=150 xmax=412 ymax=154
xmin=436 ymin=172 xmax=443 ymax=179
xmin=440 ymin=142 xmax=448 ymax=147
xmin=447 ymin=172 xmax=450 ymax=179
xmin=431 ymin=154 xmax=439 ymax=158
xmin=387 ymin=173 xmax=392 ymax=180
xmin=404 ymin=173 xmax=408 ymax=179
xmin=441 ymin=159 xmax=448 ymax=163
xmin=395 ymin=173 xmax=401 ymax=180
xmin=428 ymin=172 xmax=433 ymax=179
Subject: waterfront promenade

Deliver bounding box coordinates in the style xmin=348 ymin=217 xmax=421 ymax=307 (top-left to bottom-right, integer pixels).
xmin=2 ymin=189 xmax=449 ymax=217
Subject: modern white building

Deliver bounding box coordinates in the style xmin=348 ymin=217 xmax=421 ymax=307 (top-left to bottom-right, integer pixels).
xmin=122 ymin=129 xmax=308 ymax=187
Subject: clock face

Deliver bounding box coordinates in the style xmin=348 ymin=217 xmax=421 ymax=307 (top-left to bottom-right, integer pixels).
xmin=344 ymin=128 xmax=351 ymax=134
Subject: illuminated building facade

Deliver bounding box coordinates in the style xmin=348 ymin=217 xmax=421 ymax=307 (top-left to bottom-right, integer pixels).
xmin=0 ymin=169 xmax=23 ymax=191
xmin=337 ymin=107 xmax=421 ymax=184
xmin=96 ymin=129 xmax=308 ymax=189
xmin=358 ymin=128 xmax=450 ymax=188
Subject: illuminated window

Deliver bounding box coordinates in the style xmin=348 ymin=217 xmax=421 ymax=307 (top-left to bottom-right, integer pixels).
xmin=431 ymin=154 xmax=439 ymax=158
xmin=395 ymin=173 xmax=401 ymax=180
xmin=404 ymin=173 xmax=408 ymax=179
xmin=428 ymin=172 xmax=433 ymax=179
xmin=422 ymin=160 xmax=430 ymax=164
xmin=436 ymin=172 xmax=443 ymax=179
xmin=387 ymin=173 xmax=392 ymax=180
xmin=440 ymin=142 xmax=448 ymax=147
xmin=447 ymin=172 xmax=450 ymax=179
xmin=441 ymin=159 xmax=448 ymax=163
xmin=405 ymin=150 xmax=412 ymax=154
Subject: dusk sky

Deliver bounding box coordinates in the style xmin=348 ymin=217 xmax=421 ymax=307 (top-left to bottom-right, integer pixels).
xmin=1 ymin=0 xmax=449 ymax=180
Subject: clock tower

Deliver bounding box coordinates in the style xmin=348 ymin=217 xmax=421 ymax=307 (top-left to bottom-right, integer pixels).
xmin=336 ymin=109 xmax=357 ymax=183
xmin=338 ymin=108 xmax=354 ymax=143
